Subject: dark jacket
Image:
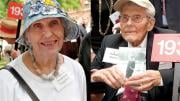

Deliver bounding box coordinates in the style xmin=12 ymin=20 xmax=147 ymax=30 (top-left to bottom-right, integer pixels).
xmin=91 ymin=27 xmax=176 ymax=101
xmin=150 ymin=0 xmax=180 ymax=32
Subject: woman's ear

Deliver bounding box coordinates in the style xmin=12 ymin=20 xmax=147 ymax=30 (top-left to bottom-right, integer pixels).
xmin=24 ymin=31 xmax=31 ymax=44
xmin=24 ymin=33 xmax=28 ymax=42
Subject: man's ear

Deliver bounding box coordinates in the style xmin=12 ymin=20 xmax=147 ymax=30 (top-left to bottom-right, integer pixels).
xmin=119 ymin=22 xmax=122 ymax=29
xmin=147 ymin=18 xmax=155 ymax=31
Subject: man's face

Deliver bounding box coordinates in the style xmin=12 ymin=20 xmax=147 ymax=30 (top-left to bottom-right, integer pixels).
xmin=119 ymin=3 xmax=155 ymax=46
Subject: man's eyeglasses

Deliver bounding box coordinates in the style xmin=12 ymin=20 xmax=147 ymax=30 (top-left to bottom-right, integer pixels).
xmin=119 ymin=15 xmax=149 ymax=23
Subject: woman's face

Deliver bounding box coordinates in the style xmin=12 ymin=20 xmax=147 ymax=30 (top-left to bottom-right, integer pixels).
xmin=26 ymin=18 xmax=64 ymax=55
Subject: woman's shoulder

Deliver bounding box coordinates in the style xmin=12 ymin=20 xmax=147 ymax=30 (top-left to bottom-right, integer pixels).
xmin=63 ymin=55 xmax=80 ymax=65
xmin=0 ymin=68 xmax=18 ymax=86
xmin=0 ymin=68 xmax=12 ymax=78
xmin=62 ymin=55 xmax=85 ymax=73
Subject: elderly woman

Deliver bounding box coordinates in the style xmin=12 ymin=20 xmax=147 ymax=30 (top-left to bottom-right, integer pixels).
xmin=0 ymin=0 xmax=86 ymax=101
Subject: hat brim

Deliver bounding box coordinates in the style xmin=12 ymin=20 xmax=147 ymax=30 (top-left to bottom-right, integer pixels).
xmin=0 ymin=32 xmax=16 ymax=38
xmin=16 ymin=14 xmax=79 ymax=46
xmin=0 ymin=19 xmax=17 ymax=39
xmin=114 ymin=0 xmax=149 ymax=11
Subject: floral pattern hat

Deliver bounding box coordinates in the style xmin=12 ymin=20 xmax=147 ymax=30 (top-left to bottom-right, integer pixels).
xmin=17 ymin=0 xmax=79 ymax=46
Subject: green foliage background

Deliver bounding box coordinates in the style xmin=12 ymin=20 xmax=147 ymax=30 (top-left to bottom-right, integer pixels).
xmin=0 ymin=0 xmax=80 ymax=19
xmin=57 ymin=0 xmax=81 ymax=10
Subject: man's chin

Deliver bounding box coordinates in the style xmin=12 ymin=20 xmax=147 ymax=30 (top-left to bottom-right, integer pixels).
xmin=125 ymin=37 xmax=135 ymax=43
xmin=126 ymin=38 xmax=139 ymax=45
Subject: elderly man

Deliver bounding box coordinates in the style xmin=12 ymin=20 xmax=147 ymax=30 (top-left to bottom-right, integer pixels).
xmin=91 ymin=0 xmax=175 ymax=101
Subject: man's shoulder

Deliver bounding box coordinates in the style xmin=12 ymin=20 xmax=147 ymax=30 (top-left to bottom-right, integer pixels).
xmin=101 ymin=34 xmax=128 ymax=48
xmin=103 ymin=34 xmax=123 ymax=42
xmin=153 ymin=27 xmax=177 ymax=33
xmin=104 ymin=34 xmax=121 ymax=38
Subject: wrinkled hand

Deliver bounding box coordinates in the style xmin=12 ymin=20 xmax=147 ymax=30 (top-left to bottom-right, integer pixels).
xmin=91 ymin=65 xmax=126 ymax=89
xmin=125 ymin=70 xmax=162 ymax=91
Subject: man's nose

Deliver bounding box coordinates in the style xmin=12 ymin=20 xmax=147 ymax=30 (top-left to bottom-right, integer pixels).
xmin=126 ymin=18 xmax=133 ymax=25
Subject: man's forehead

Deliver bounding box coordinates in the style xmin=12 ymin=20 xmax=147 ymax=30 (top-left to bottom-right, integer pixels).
xmin=121 ymin=4 xmax=147 ymax=15
xmin=122 ymin=2 xmax=146 ymax=10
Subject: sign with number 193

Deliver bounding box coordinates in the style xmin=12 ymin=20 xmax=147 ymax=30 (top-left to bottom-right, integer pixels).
xmin=8 ymin=1 xmax=23 ymax=19
xmin=151 ymin=34 xmax=180 ymax=62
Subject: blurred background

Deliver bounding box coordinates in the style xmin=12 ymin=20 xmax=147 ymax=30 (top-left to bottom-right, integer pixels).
xmin=0 ymin=0 xmax=91 ymax=66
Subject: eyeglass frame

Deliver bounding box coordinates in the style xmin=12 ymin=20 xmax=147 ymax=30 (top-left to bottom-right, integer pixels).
xmin=119 ymin=14 xmax=150 ymax=23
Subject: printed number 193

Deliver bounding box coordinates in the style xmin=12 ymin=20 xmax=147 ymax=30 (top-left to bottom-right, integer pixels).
xmin=10 ymin=6 xmax=23 ymax=16
xmin=157 ymin=40 xmax=180 ymax=55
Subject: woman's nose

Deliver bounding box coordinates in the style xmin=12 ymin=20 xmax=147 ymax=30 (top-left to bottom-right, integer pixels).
xmin=43 ymin=28 xmax=53 ymax=38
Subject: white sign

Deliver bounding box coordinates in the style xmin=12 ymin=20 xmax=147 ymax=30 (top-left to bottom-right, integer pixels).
xmin=103 ymin=47 xmax=146 ymax=77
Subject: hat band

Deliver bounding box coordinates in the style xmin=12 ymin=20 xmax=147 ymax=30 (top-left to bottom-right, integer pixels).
xmin=1 ymin=26 xmax=17 ymax=34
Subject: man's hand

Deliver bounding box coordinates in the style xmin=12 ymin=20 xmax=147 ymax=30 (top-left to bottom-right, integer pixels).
xmin=91 ymin=65 xmax=126 ymax=89
xmin=125 ymin=70 xmax=162 ymax=91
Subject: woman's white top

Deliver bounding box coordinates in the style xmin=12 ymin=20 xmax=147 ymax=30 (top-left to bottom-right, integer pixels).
xmin=0 ymin=54 xmax=87 ymax=101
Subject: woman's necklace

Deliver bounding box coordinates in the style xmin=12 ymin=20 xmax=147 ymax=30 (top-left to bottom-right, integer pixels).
xmin=99 ymin=0 xmax=113 ymax=36
xmin=29 ymin=51 xmax=60 ymax=81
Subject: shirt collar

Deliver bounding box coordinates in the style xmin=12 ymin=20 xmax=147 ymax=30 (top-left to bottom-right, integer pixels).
xmin=128 ymin=34 xmax=148 ymax=48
